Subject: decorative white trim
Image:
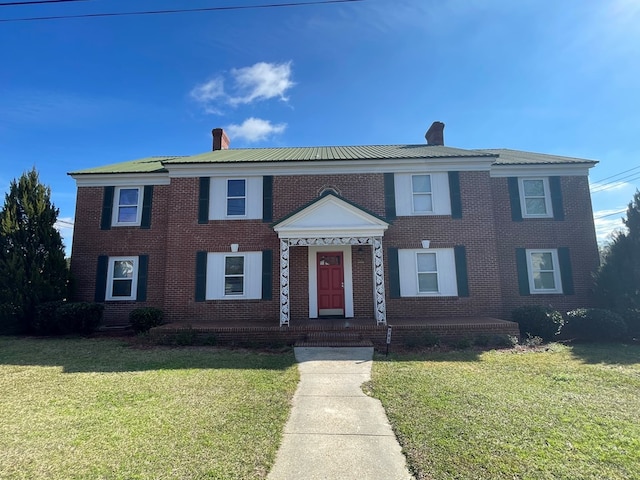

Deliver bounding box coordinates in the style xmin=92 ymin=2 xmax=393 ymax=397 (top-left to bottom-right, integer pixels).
xmin=491 ymin=164 xmax=594 ymax=177
xmin=70 ymin=173 xmax=170 ymax=187
xmin=279 ymin=239 xmax=290 ymax=326
xmin=287 ymin=237 xmax=373 ymax=246
xmin=308 ymin=246 xmax=354 ymax=319
xmin=372 ymin=237 xmax=387 ymax=325
xmin=166 ymin=157 xmax=494 ymax=178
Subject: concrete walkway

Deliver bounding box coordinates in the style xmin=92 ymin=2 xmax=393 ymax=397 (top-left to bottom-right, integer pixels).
xmin=267 ymin=347 xmax=414 ymax=480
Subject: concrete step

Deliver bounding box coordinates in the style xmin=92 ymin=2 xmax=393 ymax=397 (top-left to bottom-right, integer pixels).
xmin=295 ymin=331 xmax=373 ymax=347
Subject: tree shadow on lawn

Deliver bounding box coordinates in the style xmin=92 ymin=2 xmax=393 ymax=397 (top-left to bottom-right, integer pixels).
xmin=567 ymin=341 xmax=640 ymax=365
xmin=0 ymin=336 xmax=297 ymax=374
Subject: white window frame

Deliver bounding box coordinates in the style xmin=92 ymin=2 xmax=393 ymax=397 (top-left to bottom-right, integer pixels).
xmin=526 ymin=249 xmax=562 ymax=294
xmin=398 ymin=248 xmax=458 ymax=297
xmin=206 ymin=252 xmax=262 ymax=300
xmin=415 ymin=252 xmax=439 ymax=294
xmin=394 ymin=172 xmax=451 ymax=216
xmin=106 ymin=256 xmax=139 ymax=301
xmin=519 ymin=177 xmax=553 ymax=218
xmin=226 ymin=179 xmax=247 ymax=218
xmin=112 ymin=186 xmax=143 ymax=226
xmin=411 ymin=174 xmax=433 ymax=214
xmin=209 ymin=177 xmax=263 ymax=220
xmin=223 ymin=255 xmax=245 ymax=297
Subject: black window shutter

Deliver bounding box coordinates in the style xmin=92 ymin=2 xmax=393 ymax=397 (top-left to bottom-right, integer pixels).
xmin=95 ymin=255 xmax=108 ymax=302
xmin=195 ymin=251 xmax=207 ymax=302
xmin=558 ymin=247 xmax=574 ymax=295
xmin=387 ymin=247 xmax=401 ymax=298
xmin=549 ymin=177 xmax=564 ymax=221
xmin=449 ymin=171 xmax=463 ymax=219
xmin=262 ymin=176 xmax=273 ymax=222
xmin=454 ymin=245 xmax=469 ymax=297
xmin=140 ymin=186 xmax=153 ymax=229
xmin=198 ymin=177 xmax=210 ymax=224
xmin=136 ymin=255 xmax=149 ymax=302
xmin=508 ymin=177 xmax=523 ymax=222
xmin=262 ymin=250 xmax=273 ymax=300
xmin=384 ymin=173 xmax=396 ymax=221
xmin=100 ymin=186 xmax=114 ymax=230
xmin=515 ymin=248 xmax=530 ymax=296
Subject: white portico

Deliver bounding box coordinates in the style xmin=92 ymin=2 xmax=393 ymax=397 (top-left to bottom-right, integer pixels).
xmin=273 ymin=193 xmax=389 ymax=327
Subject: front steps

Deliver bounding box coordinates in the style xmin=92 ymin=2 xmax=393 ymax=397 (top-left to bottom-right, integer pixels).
xmin=295 ymin=331 xmax=373 ymax=347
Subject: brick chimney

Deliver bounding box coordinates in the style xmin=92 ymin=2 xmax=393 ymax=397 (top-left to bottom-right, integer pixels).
xmin=212 ymin=128 xmax=230 ymax=151
xmin=425 ymin=121 xmax=445 ymax=146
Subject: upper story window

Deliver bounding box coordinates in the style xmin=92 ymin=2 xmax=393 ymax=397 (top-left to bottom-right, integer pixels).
xmin=519 ymin=178 xmax=553 ymax=218
xmin=412 ymin=175 xmax=433 ymax=214
xmin=106 ymin=256 xmax=139 ymax=301
xmin=226 ymin=179 xmax=246 ymax=217
xmin=113 ymin=187 xmax=143 ymax=226
xmin=209 ymin=177 xmax=263 ymax=220
xmin=527 ymin=249 xmax=562 ymax=294
xmin=394 ymin=172 xmax=451 ymax=216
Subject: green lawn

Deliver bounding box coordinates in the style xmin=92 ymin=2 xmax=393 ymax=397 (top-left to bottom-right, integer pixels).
xmin=0 ymin=338 xmax=298 ymax=480
xmin=370 ymin=343 xmax=640 ymax=480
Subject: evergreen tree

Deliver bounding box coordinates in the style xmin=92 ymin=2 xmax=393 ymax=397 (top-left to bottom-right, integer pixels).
xmin=594 ymin=190 xmax=640 ymax=312
xmin=0 ymin=168 xmax=69 ymax=333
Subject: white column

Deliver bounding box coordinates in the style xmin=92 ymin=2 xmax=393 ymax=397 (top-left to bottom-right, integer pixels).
xmin=279 ymin=238 xmax=290 ymax=326
xmin=372 ymin=236 xmax=387 ymax=325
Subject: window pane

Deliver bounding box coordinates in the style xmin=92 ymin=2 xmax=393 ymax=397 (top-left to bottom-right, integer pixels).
xmin=413 ymin=194 xmax=433 ymax=213
xmin=119 ymin=188 xmax=139 ymax=206
xmin=225 ymin=277 xmax=244 ymax=295
xmin=113 ymin=260 xmax=134 ymax=279
xmin=531 ymin=252 xmax=554 ymax=271
xmin=523 ymin=179 xmax=544 ymax=196
xmin=227 ymin=179 xmax=246 ymax=197
xmin=417 ymin=253 xmax=437 ymax=272
xmin=412 ymin=175 xmax=431 ymax=193
xmin=118 ymin=206 xmax=138 ymax=223
xmin=418 ymin=273 xmax=438 ymax=292
xmin=112 ymin=279 xmax=132 ymax=297
xmin=533 ymin=272 xmax=556 ymax=290
xmin=225 ymin=256 xmax=244 ymax=275
xmin=525 ymin=198 xmax=547 ymax=215
xmin=227 ymin=198 xmax=246 ymax=216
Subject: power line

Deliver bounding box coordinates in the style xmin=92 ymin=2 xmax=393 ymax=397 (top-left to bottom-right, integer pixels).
xmin=591 ymin=173 xmax=640 ymax=193
xmin=0 ymin=0 xmax=89 ymax=6
xmin=0 ymin=0 xmax=364 ymax=22
xmin=594 ymin=209 xmax=627 ymax=220
xmin=592 ymin=164 xmax=640 ymax=184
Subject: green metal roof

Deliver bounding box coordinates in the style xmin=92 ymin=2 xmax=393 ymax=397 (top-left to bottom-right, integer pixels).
xmin=478 ymin=149 xmax=596 ymax=166
xmin=68 ymin=156 xmax=179 ymax=175
xmin=68 ymin=145 xmax=596 ymax=176
xmin=162 ymin=144 xmax=495 ymax=164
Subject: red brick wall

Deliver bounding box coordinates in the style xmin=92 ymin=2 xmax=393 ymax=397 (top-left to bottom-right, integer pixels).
xmin=491 ymin=176 xmax=600 ymax=318
xmin=70 ymin=169 xmax=600 ymax=327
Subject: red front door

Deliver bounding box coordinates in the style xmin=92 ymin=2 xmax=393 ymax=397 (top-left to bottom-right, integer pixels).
xmin=317 ymin=252 xmax=345 ymax=317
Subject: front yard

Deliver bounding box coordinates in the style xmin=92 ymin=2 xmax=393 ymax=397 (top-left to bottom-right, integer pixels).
xmin=370 ymin=343 xmax=640 ymax=480
xmin=0 ymin=338 xmax=298 ymax=480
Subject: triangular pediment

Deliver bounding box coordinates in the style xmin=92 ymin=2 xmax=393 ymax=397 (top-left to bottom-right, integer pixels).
xmin=273 ymin=193 xmax=389 ymax=238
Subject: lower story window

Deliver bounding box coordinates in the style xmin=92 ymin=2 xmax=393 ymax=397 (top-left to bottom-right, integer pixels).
xmin=416 ymin=252 xmax=438 ymax=293
xmin=398 ymin=248 xmax=458 ymax=297
xmin=206 ymin=252 xmax=262 ymax=300
xmin=106 ymin=256 xmax=139 ymax=301
xmin=527 ymin=249 xmax=562 ymax=294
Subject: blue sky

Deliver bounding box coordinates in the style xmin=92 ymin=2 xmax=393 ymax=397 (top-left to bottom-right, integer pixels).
xmin=1 ymin=0 xmax=639 ymax=254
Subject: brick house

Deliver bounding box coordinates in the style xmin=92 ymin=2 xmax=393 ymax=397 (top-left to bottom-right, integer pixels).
xmin=68 ymin=122 xmax=600 ymax=329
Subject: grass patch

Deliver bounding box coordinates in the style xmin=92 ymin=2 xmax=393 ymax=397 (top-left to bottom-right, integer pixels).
xmin=0 ymin=337 xmax=298 ymax=479
xmin=371 ymin=343 xmax=640 ymax=480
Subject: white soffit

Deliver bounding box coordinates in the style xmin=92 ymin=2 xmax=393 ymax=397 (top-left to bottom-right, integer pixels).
xmin=70 ymin=173 xmax=171 ymax=187
xmin=490 ymin=164 xmax=593 ymax=177
xmin=273 ymin=194 xmax=389 ymax=238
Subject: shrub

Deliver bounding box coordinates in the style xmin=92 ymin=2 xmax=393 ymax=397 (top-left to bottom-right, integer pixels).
xmin=564 ymin=308 xmax=628 ymax=342
xmin=403 ymin=331 xmax=440 ymax=348
xmin=512 ymin=305 xmax=564 ymax=341
xmin=129 ymin=307 xmax=164 ymax=334
xmin=621 ymin=309 xmax=640 ymax=339
xmin=55 ymin=302 xmax=104 ymax=335
xmin=33 ymin=300 xmax=65 ymax=335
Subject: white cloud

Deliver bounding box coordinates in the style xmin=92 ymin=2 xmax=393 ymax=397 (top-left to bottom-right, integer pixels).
xmin=189 ymin=61 xmax=294 ymax=114
xmin=226 ymin=118 xmax=286 ymax=143
xmin=228 ymin=61 xmax=294 ymax=105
